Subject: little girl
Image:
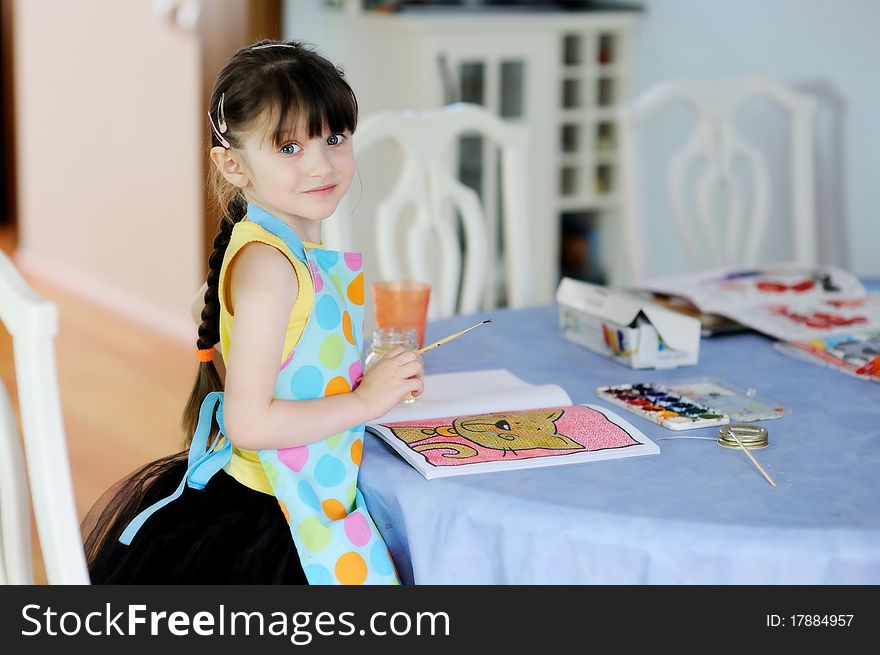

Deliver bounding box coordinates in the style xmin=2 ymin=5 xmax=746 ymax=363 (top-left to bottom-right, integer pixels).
xmin=83 ymin=39 xmax=423 ymax=584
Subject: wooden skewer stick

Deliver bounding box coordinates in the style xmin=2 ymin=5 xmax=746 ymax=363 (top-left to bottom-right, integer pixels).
xmin=415 ymin=320 xmax=492 ymax=355
xmin=728 ymin=430 xmax=777 ymax=488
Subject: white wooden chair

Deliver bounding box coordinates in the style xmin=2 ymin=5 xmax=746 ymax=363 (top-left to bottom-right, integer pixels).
xmin=326 ymin=102 xmax=532 ymax=319
xmin=617 ymin=76 xmax=818 ymax=285
xmin=0 ymin=250 xmax=89 ymax=584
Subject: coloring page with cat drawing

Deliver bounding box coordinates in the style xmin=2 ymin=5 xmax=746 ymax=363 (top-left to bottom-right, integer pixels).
xmin=366 ymin=370 xmax=659 ymax=479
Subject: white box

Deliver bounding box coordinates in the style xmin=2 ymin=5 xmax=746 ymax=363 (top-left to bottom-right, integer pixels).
xmin=556 ymin=277 xmax=700 ymax=369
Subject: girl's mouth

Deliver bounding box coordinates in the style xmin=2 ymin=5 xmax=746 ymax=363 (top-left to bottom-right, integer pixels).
xmin=305 ymin=184 xmax=337 ymax=196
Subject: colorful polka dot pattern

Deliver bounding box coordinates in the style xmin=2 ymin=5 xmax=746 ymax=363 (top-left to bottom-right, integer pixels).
xmin=325 ymin=376 xmax=351 ymax=397
xmin=335 ymin=551 xmax=368 ymax=585
xmin=322 ymin=498 xmax=347 ymax=520
xmin=238 ymin=218 xmax=399 ymax=586
xmin=309 ymin=259 xmax=323 ymax=292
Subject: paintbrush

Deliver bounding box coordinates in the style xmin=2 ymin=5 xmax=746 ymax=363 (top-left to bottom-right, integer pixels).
xmin=728 ymin=430 xmax=777 ymax=488
xmin=415 ymin=320 xmax=492 ymax=355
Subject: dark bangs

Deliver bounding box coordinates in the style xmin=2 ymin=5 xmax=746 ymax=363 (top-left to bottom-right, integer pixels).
xmin=255 ymin=54 xmax=358 ymax=147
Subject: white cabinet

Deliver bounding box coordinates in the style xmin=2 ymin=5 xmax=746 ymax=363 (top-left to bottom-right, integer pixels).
xmin=323 ymin=10 xmax=639 ymax=305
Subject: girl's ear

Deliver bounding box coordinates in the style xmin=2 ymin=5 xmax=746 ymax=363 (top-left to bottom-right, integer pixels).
xmin=210 ymin=146 xmax=250 ymax=189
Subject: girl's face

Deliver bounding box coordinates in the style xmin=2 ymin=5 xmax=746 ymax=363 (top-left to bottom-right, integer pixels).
xmin=236 ymin=114 xmax=355 ymax=241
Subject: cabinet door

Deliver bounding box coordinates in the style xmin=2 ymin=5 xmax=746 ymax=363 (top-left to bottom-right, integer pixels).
xmin=426 ymin=30 xmax=559 ymax=305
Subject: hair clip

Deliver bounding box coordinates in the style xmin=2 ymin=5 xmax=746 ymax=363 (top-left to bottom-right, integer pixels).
xmin=251 ymin=42 xmax=298 ymax=51
xmin=208 ymin=93 xmax=230 ymax=148
xmin=208 ymin=112 xmax=230 ymax=149
xmin=217 ymin=93 xmax=227 ymax=133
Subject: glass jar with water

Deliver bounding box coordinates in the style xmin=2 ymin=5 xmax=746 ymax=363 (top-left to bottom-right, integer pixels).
xmin=364 ymin=327 xmax=422 ymax=403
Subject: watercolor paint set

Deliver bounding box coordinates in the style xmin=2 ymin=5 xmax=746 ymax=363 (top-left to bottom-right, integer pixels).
xmin=595 ymin=380 xmax=788 ymax=430
xmin=596 ymin=383 xmax=729 ymax=430
xmin=667 ymin=379 xmax=788 ymax=422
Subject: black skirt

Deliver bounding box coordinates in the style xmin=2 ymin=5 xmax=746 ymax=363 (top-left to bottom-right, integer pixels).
xmin=85 ymin=453 xmax=308 ymax=584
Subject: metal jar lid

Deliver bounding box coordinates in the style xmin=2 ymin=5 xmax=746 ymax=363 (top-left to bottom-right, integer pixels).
xmin=718 ymin=423 xmax=769 ymax=450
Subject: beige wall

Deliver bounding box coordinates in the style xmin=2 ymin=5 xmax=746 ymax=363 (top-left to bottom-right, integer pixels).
xmin=13 ymin=0 xmax=203 ymax=341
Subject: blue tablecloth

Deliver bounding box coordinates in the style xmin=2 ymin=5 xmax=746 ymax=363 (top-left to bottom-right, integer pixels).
xmin=359 ymin=287 xmax=880 ymax=584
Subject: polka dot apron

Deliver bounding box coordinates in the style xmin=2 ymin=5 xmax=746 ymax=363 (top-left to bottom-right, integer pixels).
xmin=120 ymin=204 xmax=400 ymax=585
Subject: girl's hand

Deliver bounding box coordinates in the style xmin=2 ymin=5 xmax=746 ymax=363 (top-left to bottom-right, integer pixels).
xmin=354 ymin=347 xmax=425 ymax=419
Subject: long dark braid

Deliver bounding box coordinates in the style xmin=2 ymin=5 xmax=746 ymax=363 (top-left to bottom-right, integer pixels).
xmin=181 ymin=196 xmax=246 ymax=445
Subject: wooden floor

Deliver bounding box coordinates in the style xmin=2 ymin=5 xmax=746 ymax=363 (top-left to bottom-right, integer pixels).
xmin=1 ymin=226 xmax=193 ymax=583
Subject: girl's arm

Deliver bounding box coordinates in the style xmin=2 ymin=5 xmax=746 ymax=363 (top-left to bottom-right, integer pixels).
xmin=222 ymin=242 xmax=423 ymax=451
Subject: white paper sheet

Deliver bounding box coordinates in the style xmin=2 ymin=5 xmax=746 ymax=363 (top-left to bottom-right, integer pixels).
xmin=373 ymin=369 xmax=572 ymax=424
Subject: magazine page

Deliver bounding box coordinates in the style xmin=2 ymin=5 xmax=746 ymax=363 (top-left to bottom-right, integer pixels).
xmin=367 ymin=403 xmax=659 ymax=480
xmin=636 ymin=265 xmax=878 ymax=341
xmin=637 ymin=264 xmax=865 ymax=317
xmin=736 ymin=294 xmax=880 ymax=342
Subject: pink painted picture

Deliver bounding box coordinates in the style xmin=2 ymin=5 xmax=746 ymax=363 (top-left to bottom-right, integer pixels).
xmin=368 ymin=404 xmax=659 ymax=479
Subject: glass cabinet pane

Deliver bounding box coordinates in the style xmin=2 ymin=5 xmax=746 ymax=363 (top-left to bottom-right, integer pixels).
xmin=597 ymin=77 xmax=615 ymax=107
xmin=499 ymin=60 xmax=525 ymax=118
xmin=596 ymin=121 xmax=615 ymax=152
xmin=561 ymin=124 xmax=580 ymax=153
xmin=562 ymin=78 xmax=582 ymax=109
xmin=458 ymin=135 xmax=484 ymax=197
xmin=597 ymin=33 xmax=616 ymax=65
xmin=560 ymin=166 xmax=579 ymax=196
xmin=595 ymin=164 xmax=613 ymax=194
xmin=460 ymin=61 xmax=485 ymax=105
xmin=563 ymin=34 xmax=582 ymax=65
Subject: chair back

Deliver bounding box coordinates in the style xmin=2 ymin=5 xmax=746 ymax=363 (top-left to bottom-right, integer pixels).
xmin=618 ymin=76 xmax=817 ymax=284
xmin=0 ymin=251 xmax=89 ymax=584
xmin=326 ymin=103 xmax=532 ymax=319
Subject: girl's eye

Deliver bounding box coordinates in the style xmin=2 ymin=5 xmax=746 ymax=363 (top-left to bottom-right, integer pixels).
xmin=326 ymin=133 xmax=347 ymax=146
xmin=280 ymin=143 xmax=302 ymax=155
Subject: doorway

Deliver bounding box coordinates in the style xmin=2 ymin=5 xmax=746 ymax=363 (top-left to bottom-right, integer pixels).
xmin=198 ymin=0 xmax=282 ymax=272
xmin=1 ymin=0 xmax=16 ymax=244
xmin=0 ymin=0 xmax=280 ymax=261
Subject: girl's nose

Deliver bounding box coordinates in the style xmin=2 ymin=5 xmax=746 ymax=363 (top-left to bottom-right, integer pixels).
xmin=305 ymin=145 xmax=333 ymax=176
